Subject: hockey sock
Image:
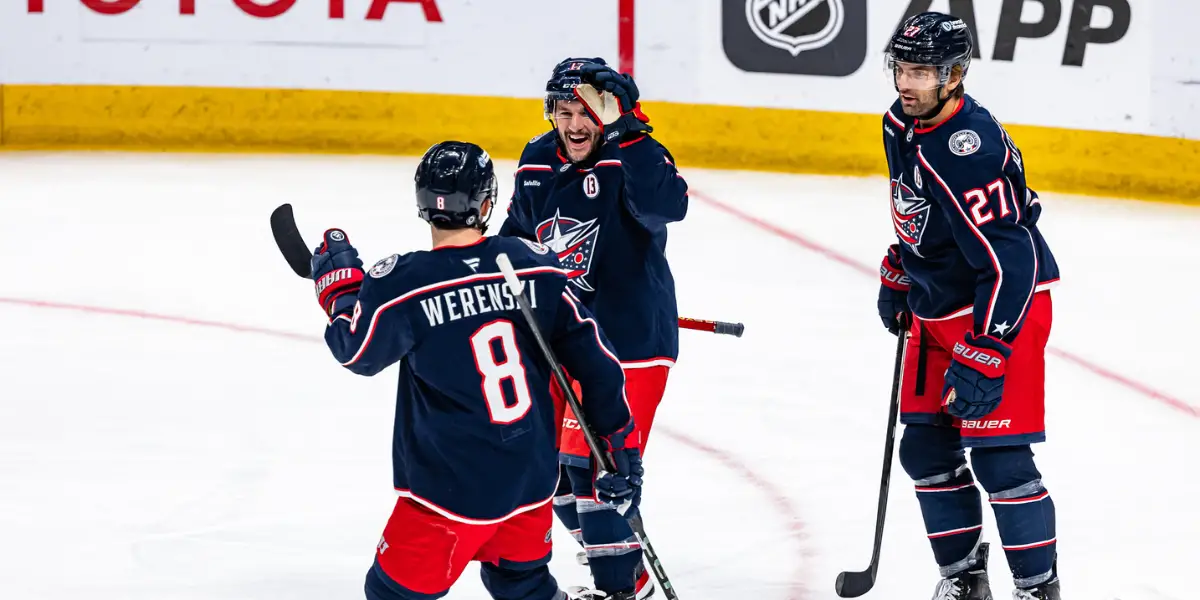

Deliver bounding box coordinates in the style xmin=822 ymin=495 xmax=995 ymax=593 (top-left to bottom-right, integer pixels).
xmin=899 ymin=424 xmax=985 ymax=576
xmin=364 ymin=559 xmax=448 ymax=600
xmin=552 ymin=467 xmax=584 ymax=547
xmin=567 ymin=464 xmax=643 ymax=593
xmin=971 ymin=445 xmax=1057 ymax=588
xmin=480 ymin=563 xmax=563 ymax=600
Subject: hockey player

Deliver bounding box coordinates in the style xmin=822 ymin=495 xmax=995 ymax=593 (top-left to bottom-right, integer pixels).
xmin=498 ymin=57 xmax=688 ymax=600
xmin=877 ymin=12 xmax=1063 ymax=600
xmin=310 ymin=140 xmax=644 ymax=600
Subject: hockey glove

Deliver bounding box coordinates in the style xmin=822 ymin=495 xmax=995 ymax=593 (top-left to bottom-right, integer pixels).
xmin=594 ymin=420 xmax=644 ymax=515
xmin=878 ymin=244 xmax=912 ymax=335
xmin=310 ymin=228 xmax=364 ymax=317
xmin=942 ymin=333 xmax=1011 ymax=421
xmin=567 ymin=63 xmax=652 ymax=143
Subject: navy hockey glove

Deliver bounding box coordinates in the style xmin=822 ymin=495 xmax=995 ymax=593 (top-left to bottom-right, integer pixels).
xmin=310 ymin=228 xmax=364 ymax=317
xmin=594 ymin=420 xmax=644 ymax=515
xmin=878 ymin=244 xmax=912 ymax=335
xmin=567 ymin=64 xmax=652 ymax=143
xmin=942 ymin=333 xmax=1011 ymax=421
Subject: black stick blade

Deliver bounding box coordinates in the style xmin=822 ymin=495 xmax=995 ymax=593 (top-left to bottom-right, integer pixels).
xmin=270 ymin=203 xmax=313 ymax=278
xmin=835 ymin=569 xmax=875 ymax=598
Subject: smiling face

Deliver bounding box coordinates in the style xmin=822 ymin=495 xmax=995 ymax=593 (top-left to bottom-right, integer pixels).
xmin=553 ymin=100 xmax=602 ymax=162
xmin=893 ymin=61 xmax=961 ymax=117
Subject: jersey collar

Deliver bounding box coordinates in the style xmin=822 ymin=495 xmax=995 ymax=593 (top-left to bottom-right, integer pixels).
xmin=914 ymin=96 xmax=966 ymax=135
xmin=432 ymin=236 xmax=488 ymax=251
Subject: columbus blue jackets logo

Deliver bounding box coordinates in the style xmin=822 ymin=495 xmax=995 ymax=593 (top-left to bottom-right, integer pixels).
xmin=536 ymin=210 xmax=600 ymax=292
xmin=891 ymin=178 xmax=930 ymax=253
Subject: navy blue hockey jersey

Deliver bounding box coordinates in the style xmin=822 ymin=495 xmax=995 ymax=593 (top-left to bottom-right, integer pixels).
xmin=323 ymin=236 xmax=631 ymax=522
xmin=883 ymin=95 xmax=1060 ymax=342
xmin=499 ymin=131 xmax=688 ymax=366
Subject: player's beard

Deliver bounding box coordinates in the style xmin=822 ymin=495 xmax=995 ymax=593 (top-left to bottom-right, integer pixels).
xmin=559 ymin=126 xmax=601 ymax=163
xmin=900 ymin=87 xmax=944 ymax=119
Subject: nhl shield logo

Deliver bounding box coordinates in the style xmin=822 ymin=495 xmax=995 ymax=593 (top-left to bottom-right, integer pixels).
xmin=536 ymin=209 xmax=601 ymax=292
xmin=745 ymin=0 xmax=845 ymax=56
xmin=891 ymin=178 xmax=931 ymax=252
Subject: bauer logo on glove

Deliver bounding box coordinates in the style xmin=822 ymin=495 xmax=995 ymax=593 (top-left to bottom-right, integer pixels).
xmin=951 ymin=341 xmax=1005 ymax=376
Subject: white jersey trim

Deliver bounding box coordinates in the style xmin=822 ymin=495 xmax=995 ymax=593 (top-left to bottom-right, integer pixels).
xmin=621 ymin=358 xmax=676 ymax=369
xmin=919 ymin=280 xmax=1059 ymax=322
xmin=394 ymin=484 xmax=556 ymax=526
xmin=340 ymin=266 xmax=572 ymax=367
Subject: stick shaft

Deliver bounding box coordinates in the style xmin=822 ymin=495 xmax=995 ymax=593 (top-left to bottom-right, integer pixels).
xmin=678 ymin=317 xmax=744 ymax=337
xmin=495 ymin=253 xmax=680 ymax=600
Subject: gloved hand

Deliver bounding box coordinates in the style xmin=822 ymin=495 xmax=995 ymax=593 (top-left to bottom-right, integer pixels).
xmin=878 ymin=244 xmax=912 ymax=335
xmin=310 ymin=228 xmax=364 ymax=317
xmin=942 ymin=333 xmax=1011 ymax=421
xmin=566 ymin=63 xmax=653 ymax=143
xmin=594 ymin=420 xmax=644 ymax=515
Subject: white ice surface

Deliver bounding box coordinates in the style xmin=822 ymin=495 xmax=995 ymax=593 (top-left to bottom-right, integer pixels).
xmin=1 ymin=153 xmax=1197 ymax=600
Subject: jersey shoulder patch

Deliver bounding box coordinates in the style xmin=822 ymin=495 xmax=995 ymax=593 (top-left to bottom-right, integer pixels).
xmin=521 ymin=130 xmax=560 ymax=161
xmin=947 ymin=129 xmax=983 ymax=156
xmin=518 ymin=237 xmax=551 ymax=256
xmin=369 ymin=253 xmax=401 ymax=279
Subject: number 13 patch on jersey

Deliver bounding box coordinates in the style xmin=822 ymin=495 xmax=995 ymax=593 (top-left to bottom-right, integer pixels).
xmin=582 ymin=173 xmax=600 ymax=199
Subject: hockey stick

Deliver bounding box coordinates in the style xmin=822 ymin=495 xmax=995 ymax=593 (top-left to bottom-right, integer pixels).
xmin=496 ymin=253 xmax=680 ymax=600
xmin=834 ymin=323 xmax=910 ymax=598
xmin=270 ymin=203 xmax=314 ymax=278
xmin=272 ymin=204 xmax=744 ymax=343
xmin=678 ymin=317 xmax=744 ymax=337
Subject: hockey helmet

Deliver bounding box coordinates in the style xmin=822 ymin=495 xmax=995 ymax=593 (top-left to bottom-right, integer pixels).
xmin=885 ymin=12 xmax=974 ymax=91
xmin=543 ymin=56 xmax=608 ymax=121
xmin=415 ymin=141 xmax=498 ymax=231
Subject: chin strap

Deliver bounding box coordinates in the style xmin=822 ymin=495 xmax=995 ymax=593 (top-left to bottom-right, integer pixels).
xmin=918 ymin=86 xmax=954 ymax=122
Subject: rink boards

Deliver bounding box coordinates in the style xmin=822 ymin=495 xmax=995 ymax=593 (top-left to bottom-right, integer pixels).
xmin=1 ymin=1 xmax=1199 ymax=203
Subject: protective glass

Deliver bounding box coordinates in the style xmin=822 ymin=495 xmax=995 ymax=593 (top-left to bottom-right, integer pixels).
xmin=885 ymin=57 xmax=944 ymax=91
xmin=550 ymin=100 xmax=595 ymax=128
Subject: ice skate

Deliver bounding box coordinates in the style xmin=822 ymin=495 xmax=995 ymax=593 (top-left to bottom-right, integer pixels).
xmin=931 ymin=543 xmax=993 ymax=600
xmin=568 ymin=563 xmax=654 ymax=599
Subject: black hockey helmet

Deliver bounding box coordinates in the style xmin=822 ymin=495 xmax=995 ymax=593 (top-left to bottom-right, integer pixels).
xmin=885 ymin=12 xmax=974 ymax=91
xmin=544 ymin=56 xmax=608 ymax=121
xmin=415 ymin=141 xmax=498 ymax=231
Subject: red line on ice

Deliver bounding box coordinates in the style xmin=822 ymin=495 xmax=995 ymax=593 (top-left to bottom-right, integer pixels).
xmin=0 ymin=297 xmax=315 ymax=343
xmin=689 ymin=187 xmax=1199 ymax=419
xmin=656 ymin=428 xmax=812 ymax=599
xmin=0 ymin=294 xmax=814 ymax=600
